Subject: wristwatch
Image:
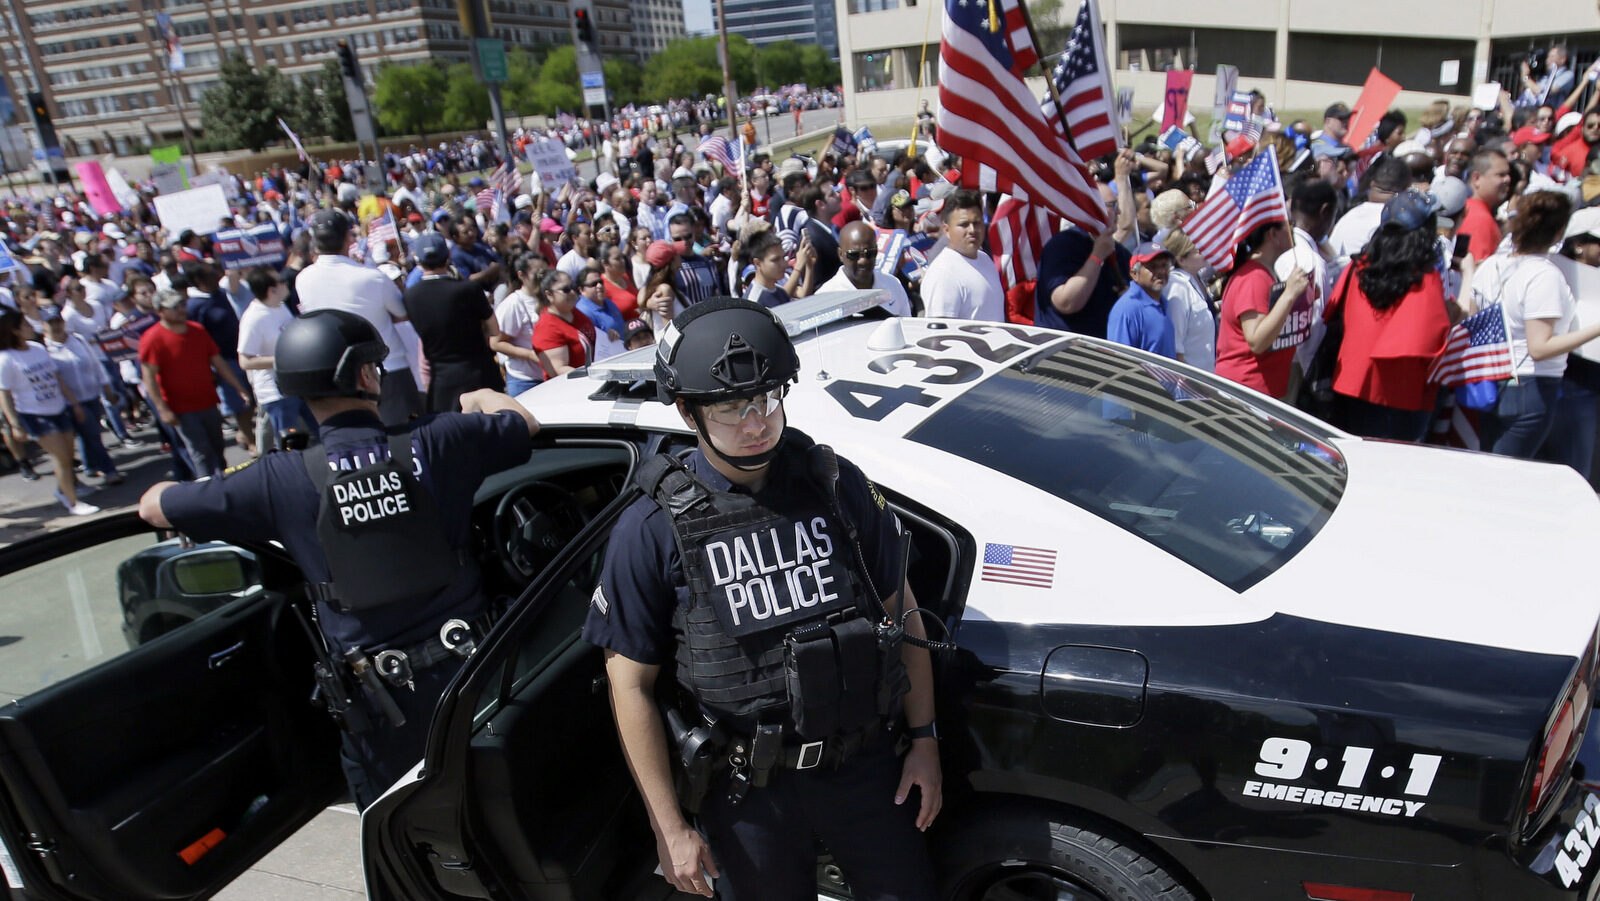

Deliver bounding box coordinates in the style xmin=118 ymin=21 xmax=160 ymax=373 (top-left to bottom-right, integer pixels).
xmin=907 ymin=721 xmax=939 ymax=741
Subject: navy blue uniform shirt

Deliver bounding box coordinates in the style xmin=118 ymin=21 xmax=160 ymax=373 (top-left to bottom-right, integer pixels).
xmin=582 ymin=430 xmax=902 ymax=668
xmin=187 ymin=289 xmax=241 ymax=363
xmin=159 ymin=408 xmax=532 ymax=654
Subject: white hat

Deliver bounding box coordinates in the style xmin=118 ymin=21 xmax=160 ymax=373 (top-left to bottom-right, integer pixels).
xmin=596 ymin=172 xmax=619 ymax=194
xmin=1392 ymin=140 xmax=1429 ymax=159
xmin=1558 ymin=111 xmax=1585 ymax=136
xmin=1565 ymin=206 xmax=1600 ymax=242
xmin=513 ymin=193 xmax=533 ymax=210
xmin=336 ymin=182 xmax=360 ymax=204
xmin=671 ymin=166 xmax=694 ymax=180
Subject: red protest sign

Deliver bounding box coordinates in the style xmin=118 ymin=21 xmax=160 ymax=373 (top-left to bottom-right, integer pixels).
xmin=1162 ymin=70 xmax=1194 ymax=131
xmin=1345 ymin=68 xmax=1402 ymax=149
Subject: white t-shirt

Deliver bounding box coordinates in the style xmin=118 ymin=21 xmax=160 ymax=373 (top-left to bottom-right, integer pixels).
xmin=44 ymin=334 xmax=107 ymax=401
xmin=296 ymin=254 xmax=412 ymax=370
xmin=1162 ymin=268 xmax=1215 ymax=371
xmin=818 ymin=269 xmax=913 ymax=318
xmin=920 ymin=249 xmax=1004 ymax=321
xmin=1276 ymin=226 xmax=1330 ymax=371
xmin=236 ymin=301 xmax=293 ymax=406
xmin=61 ymin=298 xmax=109 ymax=358
xmin=557 ymin=248 xmax=590 ymax=282
xmin=1474 ymin=254 xmax=1575 ymax=378
xmin=495 ymin=289 xmax=544 ymax=384
xmin=1326 ymin=202 xmax=1384 ymax=265
xmin=0 ymin=343 xmax=67 ymax=415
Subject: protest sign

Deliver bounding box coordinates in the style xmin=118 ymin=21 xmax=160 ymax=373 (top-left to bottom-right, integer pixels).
xmin=1160 ymin=126 xmax=1202 ymax=160
xmin=104 ymin=168 xmax=140 ymax=209
xmin=1472 ymin=82 xmax=1501 ymax=111
xmin=151 ymin=162 xmax=188 ymax=196
xmin=1213 ymin=65 xmax=1238 ymax=121
xmin=1554 ymin=256 xmax=1600 ymax=364
xmin=1116 ymin=87 xmax=1134 ymax=126
xmin=875 ymin=228 xmax=907 ymax=275
xmin=0 ymin=241 xmax=21 ymax=274
xmin=151 ymin=183 xmax=230 ymax=237
xmin=1346 ymin=68 xmax=1402 ymax=150
xmin=854 ymin=126 xmax=876 ymax=158
xmin=212 ymin=223 xmax=287 ymax=271
xmin=525 ymin=137 xmax=578 ymax=190
xmin=1223 ymin=91 xmax=1251 ymax=133
xmin=95 ymin=313 xmax=156 ymax=364
xmin=1162 ymin=70 xmax=1193 ymax=131
xmin=75 ymin=161 xmax=122 ymax=216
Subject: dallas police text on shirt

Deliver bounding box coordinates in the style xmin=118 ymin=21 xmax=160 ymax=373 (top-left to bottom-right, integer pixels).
xmin=331 ymin=471 xmax=409 ymax=526
xmin=707 ymin=517 xmax=842 ymax=631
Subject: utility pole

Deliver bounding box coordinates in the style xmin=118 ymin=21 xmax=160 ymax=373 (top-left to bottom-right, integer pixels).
xmin=714 ymin=0 xmax=741 ymax=144
xmin=336 ymin=40 xmax=385 ymax=193
xmin=457 ymin=0 xmax=512 ymax=170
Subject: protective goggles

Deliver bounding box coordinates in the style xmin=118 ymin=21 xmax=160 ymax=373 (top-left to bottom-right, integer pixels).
xmin=702 ymin=385 xmax=788 ymax=426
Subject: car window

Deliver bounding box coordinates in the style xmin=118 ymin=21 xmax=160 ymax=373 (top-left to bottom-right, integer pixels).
xmin=909 ymin=343 xmax=1347 ymax=591
xmin=0 ymin=532 xmax=262 ymax=697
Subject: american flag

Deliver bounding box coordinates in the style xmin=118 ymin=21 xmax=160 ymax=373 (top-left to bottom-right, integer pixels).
xmin=475 ymin=187 xmax=496 ymax=213
xmin=366 ymin=207 xmax=397 ymax=245
xmin=1183 ymin=150 xmax=1287 ymax=272
xmin=1038 ymin=0 xmax=1119 ymax=161
xmin=981 ymin=542 xmax=1057 ymax=589
xmin=938 ymin=0 xmax=1108 ymax=231
xmin=491 ymin=159 xmax=520 ymax=198
xmin=989 ymin=196 xmax=1062 ymax=290
xmin=698 ymin=135 xmax=742 ymax=180
xmin=1140 ymin=361 xmax=1205 ymax=401
xmin=1428 ymin=303 xmax=1515 ymax=386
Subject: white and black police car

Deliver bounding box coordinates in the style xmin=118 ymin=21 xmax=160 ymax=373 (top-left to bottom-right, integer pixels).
xmin=0 ymin=291 xmax=1597 ymax=901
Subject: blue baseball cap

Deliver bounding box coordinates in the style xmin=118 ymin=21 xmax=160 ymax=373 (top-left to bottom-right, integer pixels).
xmin=1381 ymin=189 xmax=1440 ymax=233
xmin=413 ymin=232 xmax=450 ymax=267
xmin=430 ymin=207 xmax=452 ymax=223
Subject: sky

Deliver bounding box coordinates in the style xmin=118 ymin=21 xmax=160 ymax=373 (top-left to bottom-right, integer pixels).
xmin=684 ymin=0 xmax=713 ymax=34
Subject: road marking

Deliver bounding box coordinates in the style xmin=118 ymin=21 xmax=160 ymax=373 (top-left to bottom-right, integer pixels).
xmin=325 ymin=804 xmax=360 ymax=817
xmin=66 ymin=568 xmax=102 ymax=662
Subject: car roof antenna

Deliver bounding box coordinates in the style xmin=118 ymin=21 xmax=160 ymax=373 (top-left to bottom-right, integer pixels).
xmin=813 ymin=322 xmax=830 ymax=382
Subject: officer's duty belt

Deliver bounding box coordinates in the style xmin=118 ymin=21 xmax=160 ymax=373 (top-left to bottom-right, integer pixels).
xmin=372 ymin=612 xmax=496 ymax=687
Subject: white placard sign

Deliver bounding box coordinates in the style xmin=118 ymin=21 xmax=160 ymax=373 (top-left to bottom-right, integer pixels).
xmin=1553 ymin=256 xmax=1600 ymax=363
xmin=526 ymin=137 xmax=578 ymax=189
xmin=104 ymin=168 xmax=140 ymax=209
xmin=151 ymin=183 xmax=232 ymax=237
xmin=150 ymin=161 xmax=188 ymax=195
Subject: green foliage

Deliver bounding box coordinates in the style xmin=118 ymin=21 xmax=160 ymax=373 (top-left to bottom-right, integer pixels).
xmin=756 ymin=41 xmax=808 ymax=86
xmin=440 ymin=62 xmax=492 ymax=130
xmin=640 ymin=35 xmax=758 ymax=103
xmin=503 ymin=47 xmax=545 ymax=116
xmin=795 ymin=44 xmax=841 ymax=87
xmin=316 ymin=60 xmax=354 ymax=142
xmin=373 ymin=60 xmax=447 ymax=139
xmin=603 ymin=57 xmax=641 ymax=107
xmin=531 ymin=46 xmax=581 ymax=115
xmin=197 ymin=52 xmax=280 ymax=152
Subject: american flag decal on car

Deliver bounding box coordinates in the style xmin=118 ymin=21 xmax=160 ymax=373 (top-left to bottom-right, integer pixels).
xmin=981 ymin=543 xmax=1057 ymax=589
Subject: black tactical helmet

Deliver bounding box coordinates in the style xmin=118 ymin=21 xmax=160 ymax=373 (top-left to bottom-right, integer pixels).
xmin=654 ymin=297 xmax=799 ymax=405
xmin=275 ymin=309 xmax=388 ymax=399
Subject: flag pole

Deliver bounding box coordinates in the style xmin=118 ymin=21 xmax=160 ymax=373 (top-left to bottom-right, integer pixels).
xmin=1011 ymin=0 xmax=1077 ymax=156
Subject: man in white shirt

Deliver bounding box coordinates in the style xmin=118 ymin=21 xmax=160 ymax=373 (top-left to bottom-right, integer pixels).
xmin=293 ymin=209 xmax=423 ymax=425
xmin=818 ymin=222 xmax=912 ymax=316
xmin=1275 ymin=179 xmax=1339 ymax=382
xmin=1327 ymin=157 xmax=1411 ymax=267
xmin=237 ymin=266 xmax=312 ymax=454
xmin=919 ymin=189 xmax=1004 ymax=321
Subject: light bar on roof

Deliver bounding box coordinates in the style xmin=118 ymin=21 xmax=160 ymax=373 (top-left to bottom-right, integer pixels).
xmin=588 ymin=289 xmax=888 ymax=383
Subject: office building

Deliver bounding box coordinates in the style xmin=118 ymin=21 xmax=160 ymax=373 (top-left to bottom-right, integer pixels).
xmin=712 ymin=0 xmax=837 ymax=60
xmin=634 ymin=0 xmax=685 ymax=55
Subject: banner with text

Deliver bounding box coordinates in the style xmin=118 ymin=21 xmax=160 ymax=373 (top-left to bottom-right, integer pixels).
xmin=212 ymin=223 xmax=287 ymax=270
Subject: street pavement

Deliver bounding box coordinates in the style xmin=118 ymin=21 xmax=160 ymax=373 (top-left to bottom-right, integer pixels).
xmin=0 ymin=424 xmax=365 ymax=900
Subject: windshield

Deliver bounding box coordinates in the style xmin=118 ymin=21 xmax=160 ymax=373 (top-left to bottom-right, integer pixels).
xmin=909 ymin=342 xmax=1346 ymax=591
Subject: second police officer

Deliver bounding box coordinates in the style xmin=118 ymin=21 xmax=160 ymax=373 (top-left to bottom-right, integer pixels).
xmin=583 ymin=298 xmax=943 ymax=900
xmin=138 ymin=309 xmax=539 ymax=808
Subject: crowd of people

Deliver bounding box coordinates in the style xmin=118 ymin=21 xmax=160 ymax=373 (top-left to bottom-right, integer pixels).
xmin=5 ymin=59 xmax=1600 ymax=515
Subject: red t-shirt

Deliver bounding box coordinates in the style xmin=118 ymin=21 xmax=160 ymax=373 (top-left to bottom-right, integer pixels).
xmin=1552 ymin=131 xmax=1591 ymax=179
xmin=1325 ymin=266 xmax=1452 ymax=412
xmin=1458 ymin=196 xmax=1502 ymax=263
xmin=1005 ymin=279 xmax=1036 ymax=325
xmin=1214 ymin=260 xmax=1307 ymax=398
xmin=603 ymin=273 xmax=640 ymax=320
xmin=532 ymin=309 xmax=596 ymax=378
xmin=138 ymin=321 xmax=220 ymax=414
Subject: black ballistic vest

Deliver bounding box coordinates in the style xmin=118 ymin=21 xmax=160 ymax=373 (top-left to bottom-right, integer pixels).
xmin=638 ymin=445 xmax=868 ymax=723
xmin=304 ymin=431 xmax=460 ymax=611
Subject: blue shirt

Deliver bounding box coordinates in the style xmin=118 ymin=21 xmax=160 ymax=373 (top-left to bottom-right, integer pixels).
xmin=449 ymin=241 xmax=501 ymax=280
xmin=186 ymin=289 xmax=241 ymax=364
xmin=1106 ymin=282 xmax=1177 ymax=359
xmin=158 ymin=408 xmax=532 ymax=654
xmin=577 ymin=294 xmax=627 ymax=334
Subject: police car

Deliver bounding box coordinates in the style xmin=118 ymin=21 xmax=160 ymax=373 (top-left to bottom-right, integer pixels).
xmin=0 ymin=291 xmax=1598 ymax=901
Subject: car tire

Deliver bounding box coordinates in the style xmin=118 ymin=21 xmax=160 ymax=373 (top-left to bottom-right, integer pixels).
xmin=937 ymin=806 xmax=1196 ymax=901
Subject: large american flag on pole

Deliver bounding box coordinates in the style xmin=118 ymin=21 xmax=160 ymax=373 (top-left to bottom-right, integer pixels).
xmin=989 ymin=196 xmax=1062 ymax=290
xmin=1038 ymin=0 xmax=1119 ymax=161
xmin=1427 ymin=303 xmax=1516 ymax=386
xmin=938 ymin=0 xmax=1108 ymax=230
xmin=1183 ymin=150 xmax=1287 ymax=272
xmin=278 ymin=117 xmax=308 ymax=162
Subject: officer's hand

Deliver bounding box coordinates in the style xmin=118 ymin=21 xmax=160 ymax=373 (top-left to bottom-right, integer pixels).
xmin=896 ymin=739 xmax=943 ymax=831
xmin=657 ymin=823 xmax=718 ymax=896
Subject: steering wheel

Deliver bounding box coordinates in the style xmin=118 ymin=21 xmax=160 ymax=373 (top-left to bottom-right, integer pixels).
xmin=493 ymin=481 xmax=591 ymax=582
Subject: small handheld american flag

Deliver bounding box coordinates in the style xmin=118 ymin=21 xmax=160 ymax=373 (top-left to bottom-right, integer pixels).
xmin=1428 ymin=303 xmax=1515 ymax=387
xmin=1183 ymin=151 xmax=1287 ymax=272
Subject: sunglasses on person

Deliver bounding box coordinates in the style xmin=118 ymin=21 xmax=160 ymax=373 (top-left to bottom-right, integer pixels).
xmin=843 ymin=248 xmax=875 ymax=261
xmin=702 ymin=386 xmax=787 ymax=426
xmin=580 ymin=279 xmax=603 ymax=288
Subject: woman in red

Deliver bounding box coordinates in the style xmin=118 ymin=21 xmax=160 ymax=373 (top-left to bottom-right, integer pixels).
xmin=1214 ymin=221 xmax=1312 ymax=399
xmin=532 ymin=270 xmax=596 ymax=378
xmin=1325 ymin=190 xmax=1459 ymax=441
xmin=599 ymin=242 xmax=640 ymax=320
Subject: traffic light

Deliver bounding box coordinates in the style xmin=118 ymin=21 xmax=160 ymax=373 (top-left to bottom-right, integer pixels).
xmin=337 ymin=40 xmax=359 ymax=81
xmin=574 ymin=8 xmax=593 ymax=44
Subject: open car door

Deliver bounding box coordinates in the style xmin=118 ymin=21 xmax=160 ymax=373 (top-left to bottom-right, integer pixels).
xmin=0 ymin=513 xmax=344 ymax=900
xmin=364 ymin=477 xmax=675 ymax=901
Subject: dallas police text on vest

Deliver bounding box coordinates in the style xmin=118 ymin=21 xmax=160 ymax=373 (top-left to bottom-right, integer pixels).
xmin=332 ymin=471 xmax=410 ymax=525
xmin=706 ymin=517 xmax=840 ymax=630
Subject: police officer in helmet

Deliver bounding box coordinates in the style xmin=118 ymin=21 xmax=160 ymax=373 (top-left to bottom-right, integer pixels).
xmin=139 ymin=308 xmax=539 ymax=809
xmin=584 ymin=298 xmax=941 ymax=899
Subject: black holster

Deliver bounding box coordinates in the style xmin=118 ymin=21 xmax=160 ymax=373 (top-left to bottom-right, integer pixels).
xmin=662 ymin=702 xmax=726 ymax=814
xmin=311 ymin=660 xmax=371 ymax=735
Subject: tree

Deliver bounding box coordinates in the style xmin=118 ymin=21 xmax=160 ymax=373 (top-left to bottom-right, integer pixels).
xmin=198 ymin=52 xmax=278 ymax=151
xmin=603 ymin=57 xmax=641 ymax=108
xmin=440 ymin=62 xmax=491 ymax=131
xmin=315 ymin=60 xmax=354 ymax=143
xmin=373 ymin=60 xmax=447 ymax=141
xmin=531 ymin=47 xmax=581 ymax=116
xmin=756 ymin=41 xmax=808 ymax=87
xmin=798 ymin=44 xmax=842 ymax=88
xmin=504 ymin=47 xmax=545 ymax=118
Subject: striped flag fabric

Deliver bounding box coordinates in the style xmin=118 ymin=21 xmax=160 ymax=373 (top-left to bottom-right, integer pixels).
xmin=475 ymin=187 xmax=496 ymax=213
xmin=1183 ymin=150 xmax=1287 ymax=272
xmin=491 ymin=159 xmax=520 ymax=198
xmin=938 ymin=0 xmax=1108 ymax=231
xmin=1427 ymin=303 xmax=1515 ymax=386
xmin=1038 ymin=0 xmax=1119 ymax=162
xmin=875 ymin=227 xmax=908 ymax=275
xmin=366 ymin=207 xmax=397 ymax=245
xmin=1140 ymin=361 xmax=1205 ymax=401
xmin=981 ymin=542 xmax=1057 ymax=589
xmin=989 ymin=196 xmax=1061 ymax=291
xmin=698 ymin=135 xmax=743 ymax=180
